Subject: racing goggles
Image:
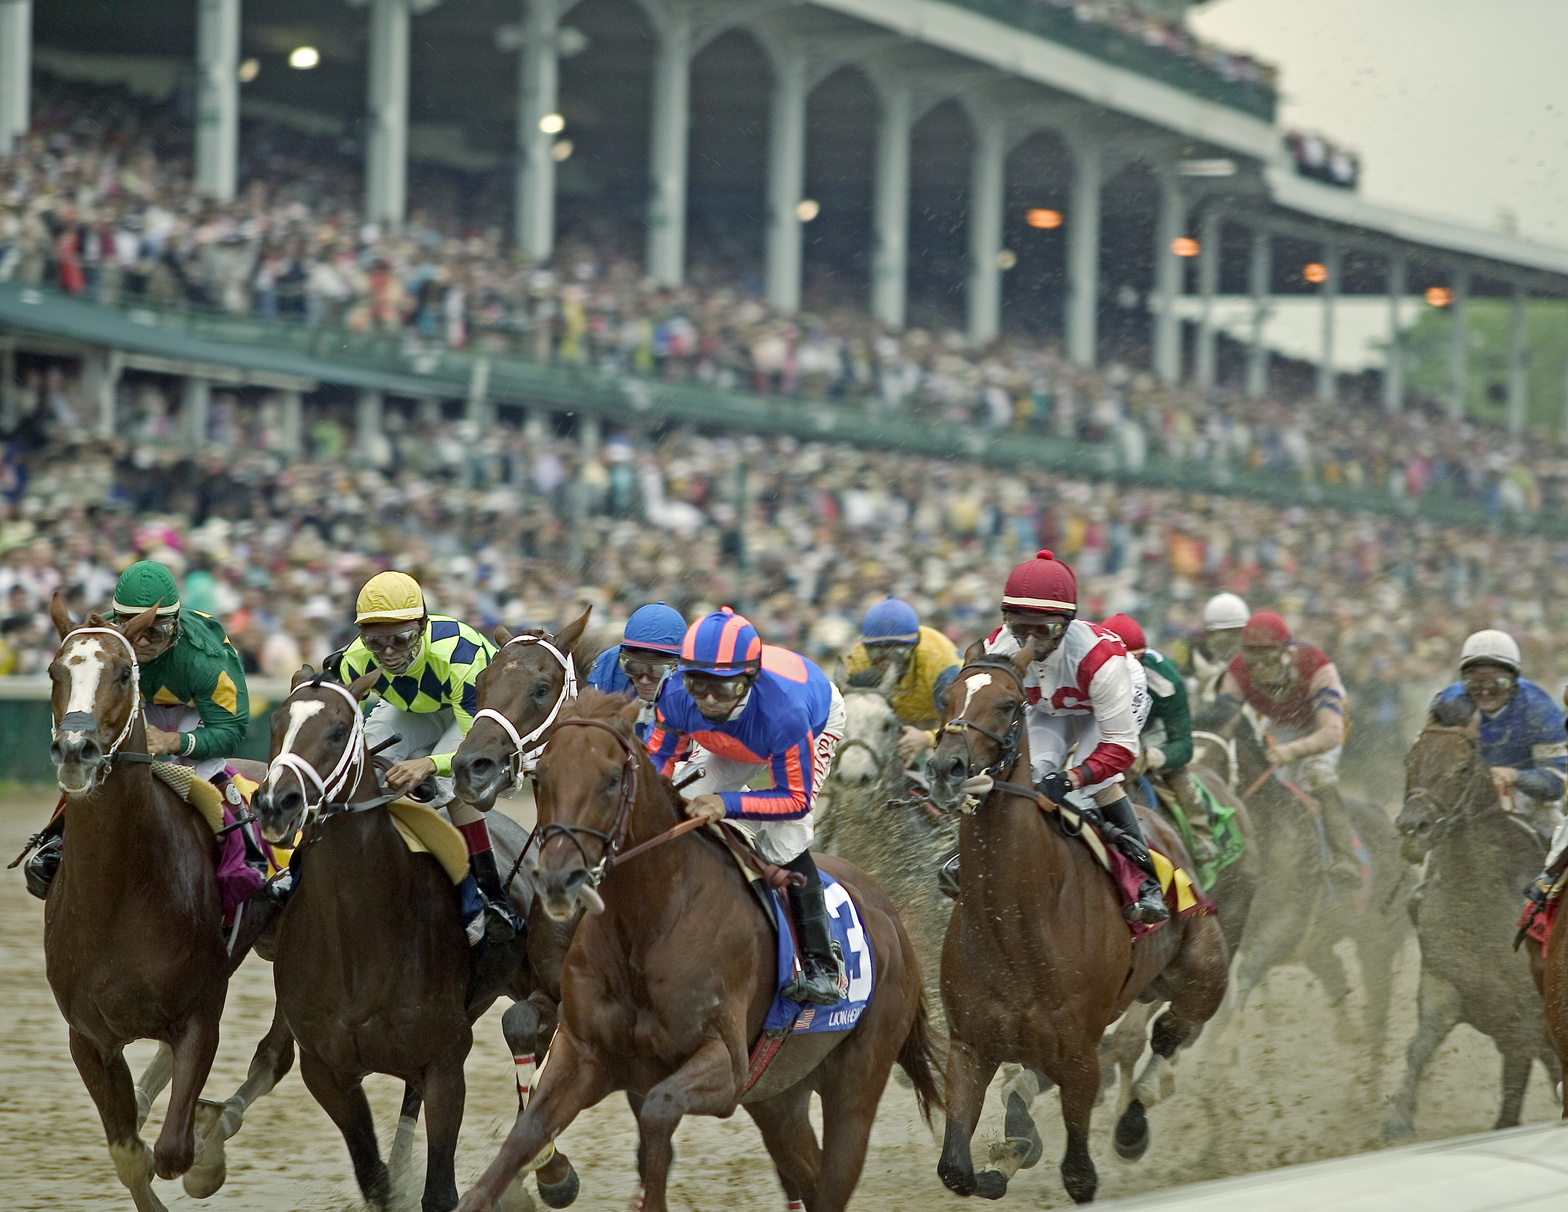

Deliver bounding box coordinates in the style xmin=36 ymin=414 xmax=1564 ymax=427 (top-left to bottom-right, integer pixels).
xmin=619 ymin=651 xmax=678 ymax=682
xmin=1002 ymin=611 xmax=1070 ymax=644
xmin=116 ymin=614 xmax=178 ymax=645
xmin=1461 ymin=669 xmax=1516 ymax=696
xmin=362 ymin=624 xmax=423 ymax=655
xmin=684 ymin=671 xmax=750 ymax=703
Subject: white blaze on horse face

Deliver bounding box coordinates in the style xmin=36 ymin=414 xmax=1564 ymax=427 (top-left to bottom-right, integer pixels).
xmin=63 ymin=637 xmax=108 ymax=718
xmin=959 ymin=672 xmax=993 ymax=719
xmin=279 ymin=699 xmax=325 ymax=758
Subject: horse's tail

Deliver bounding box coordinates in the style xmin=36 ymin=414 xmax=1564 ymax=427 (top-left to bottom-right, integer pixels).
xmin=897 ymin=992 xmax=944 ymax=1127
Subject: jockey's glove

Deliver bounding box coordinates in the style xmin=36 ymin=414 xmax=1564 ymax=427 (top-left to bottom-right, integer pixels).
xmin=1144 ymin=747 xmax=1165 ymax=770
xmin=1035 ymin=770 xmax=1077 ymax=806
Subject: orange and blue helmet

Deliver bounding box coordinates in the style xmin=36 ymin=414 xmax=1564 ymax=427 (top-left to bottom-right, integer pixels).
xmin=679 ymin=607 xmax=762 ymax=677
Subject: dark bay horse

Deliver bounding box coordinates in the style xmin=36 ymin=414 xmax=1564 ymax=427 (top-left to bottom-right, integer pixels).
xmin=254 ymin=666 xmax=573 ymax=1212
xmin=1391 ymin=701 xmax=1558 ymax=1137
xmin=43 ymin=597 xmax=292 ymax=1212
xmin=927 ymin=642 xmax=1229 ymax=1204
xmin=454 ymin=691 xmax=940 ymax=1212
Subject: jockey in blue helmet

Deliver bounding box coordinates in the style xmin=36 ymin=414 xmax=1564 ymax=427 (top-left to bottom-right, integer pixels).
xmin=647 ymin=607 xmax=848 ymax=1005
xmin=586 ymin=602 xmax=686 ymax=741
xmin=845 ymin=596 xmax=961 ymax=759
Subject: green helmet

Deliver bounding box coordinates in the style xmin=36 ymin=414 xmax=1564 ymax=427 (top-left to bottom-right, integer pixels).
xmin=111 ymin=561 xmax=181 ymax=617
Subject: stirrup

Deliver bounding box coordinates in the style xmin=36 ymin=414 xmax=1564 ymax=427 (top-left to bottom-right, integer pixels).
xmin=1123 ymin=881 xmax=1170 ymax=925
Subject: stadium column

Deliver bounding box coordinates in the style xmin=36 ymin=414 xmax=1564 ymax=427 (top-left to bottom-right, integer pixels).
xmin=195 ymin=0 xmax=240 ymax=201
xmin=516 ymin=0 xmax=560 ymax=264
xmin=183 ymin=377 xmax=211 ymax=448
xmin=1244 ymin=227 xmax=1271 ymax=400
xmin=1316 ymin=244 xmax=1340 ymax=404
xmin=0 ymin=338 xmax=13 ymax=433
xmin=1151 ymin=172 xmax=1185 ymax=386
xmin=0 ymin=0 xmax=32 ymax=156
xmin=1383 ymin=252 xmax=1406 ymax=413
xmin=966 ymin=113 xmax=1005 ymax=349
xmin=765 ymin=43 xmax=807 ymax=316
xmin=279 ymin=388 xmax=303 ymax=457
xmin=1505 ymin=284 xmax=1529 ymax=436
xmin=1447 ymin=267 xmax=1469 ymax=420
xmin=356 ymin=389 xmax=384 ymax=463
xmin=87 ymin=349 xmax=122 ymax=441
xmin=646 ymin=4 xmax=693 ymax=288
xmin=1194 ymin=208 xmax=1220 ymax=392
xmin=363 ymin=0 xmax=437 ymax=234
xmin=1064 ymin=137 xmax=1102 ymax=370
xmin=871 ymin=78 xmax=913 ymax=333
xmin=579 ymin=412 xmax=600 ymax=460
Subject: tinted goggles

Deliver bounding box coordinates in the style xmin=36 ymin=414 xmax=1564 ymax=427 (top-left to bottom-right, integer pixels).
xmin=620 ymin=652 xmax=677 ymax=681
xmin=1002 ymin=612 xmax=1070 ymax=642
xmin=1462 ymin=670 xmax=1516 ymax=695
xmin=684 ymin=672 xmax=749 ymax=702
xmin=117 ymin=615 xmax=177 ymax=644
xmin=362 ymin=625 xmax=423 ymax=653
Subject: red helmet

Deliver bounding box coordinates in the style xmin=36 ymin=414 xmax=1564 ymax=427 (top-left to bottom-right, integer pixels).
xmin=1002 ymin=550 xmax=1077 ymax=616
xmin=1240 ymin=611 xmax=1290 ymax=647
xmin=1101 ymin=613 xmax=1146 ymax=657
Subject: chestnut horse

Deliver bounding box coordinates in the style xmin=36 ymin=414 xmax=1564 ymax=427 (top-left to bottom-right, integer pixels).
xmin=454 ymin=691 xmax=940 ymax=1212
xmin=927 ymin=642 xmax=1229 ymax=1204
xmin=43 ymin=597 xmax=293 ymax=1212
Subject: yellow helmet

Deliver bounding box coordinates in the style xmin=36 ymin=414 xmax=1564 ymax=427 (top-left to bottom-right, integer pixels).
xmin=355 ymin=571 xmax=426 ymax=625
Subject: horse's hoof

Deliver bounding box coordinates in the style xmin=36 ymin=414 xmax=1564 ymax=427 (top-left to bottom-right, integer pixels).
xmin=1003 ymin=1092 xmax=1044 ymax=1169
xmin=1114 ymin=1099 xmax=1150 ymax=1161
xmin=973 ymin=1170 xmax=1008 ymax=1199
xmin=152 ymin=1138 xmax=193 ymax=1182
xmin=538 ymin=1164 xmax=580 ymax=1208
xmin=182 ymin=1101 xmax=228 ymax=1198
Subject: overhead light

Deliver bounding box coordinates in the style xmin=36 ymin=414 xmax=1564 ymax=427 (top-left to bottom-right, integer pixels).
xmin=1426 ymin=286 xmax=1452 ymax=307
xmin=997 ymin=250 xmax=1017 ymax=270
xmin=288 ymin=46 xmax=319 ymax=70
xmin=1303 ymin=261 xmax=1329 ymax=284
xmin=557 ymin=26 xmax=589 ymax=58
xmin=1178 ymin=158 xmax=1236 ymax=178
xmin=1026 ymin=208 xmax=1062 ymax=229
xmin=1171 ymin=237 xmax=1200 ymax=258
xmin=551 ymin=139 xmax=574 ymax=162
xmin=237 ymin=58 xmax=260 ymax=83
xmin=795 ymin=199 xmax=820 ymax=222
xmin=539 ymin=113 xmax=565 ymax=134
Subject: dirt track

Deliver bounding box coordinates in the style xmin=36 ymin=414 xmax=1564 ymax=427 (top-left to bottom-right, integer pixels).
xmin=2 ymin=789 xmax=1557 ymax=1211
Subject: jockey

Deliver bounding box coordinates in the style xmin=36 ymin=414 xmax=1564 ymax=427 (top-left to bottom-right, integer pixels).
xmin=647 ymin=608 xmax=848 ymax=1005
xmin=1218 ymin=610 xmax=1359 ymax=885
xmin=585 ymin=601 xmax=686 ymax=741
xmin=844 ymin=597 xmax=961 ymax=760
xmin=1101 ymin=613 xmax=1217 ymax=864
xmin=1181 ymin=592 xmax=1249 ymax=707
xmin=1432 ymin=630 xmax=1567 ymax=904
xmin=336 ymin=571 xmax=521 ymax=943
xmin=981 ymin=551 xmax=1167 ymax=924
xmin=27 ymin=559 xmax=253 ymax=896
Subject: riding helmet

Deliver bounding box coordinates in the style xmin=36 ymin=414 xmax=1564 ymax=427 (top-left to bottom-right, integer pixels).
xmin=111 ymin=560 xmax=181 ymax=617
xmin=1100 ymin=613 xmax=1147 ymax=658
xmin=860 ymin=597 xmax=920 ymax=646
xmin=679 ymin=607 xmax=762 ymax=677
xmin=1201 ymin=592 xmax=1249 ymax=631
xmin=1001 ymin=550 xmax=1077 ymax=615
xmin=1459 ymin=628 xmax=1521 ymax=674
xmin=355 ymin=570 xmax=426 ymax=625
xmin=622 ymin=602 xmax=687 ymax=654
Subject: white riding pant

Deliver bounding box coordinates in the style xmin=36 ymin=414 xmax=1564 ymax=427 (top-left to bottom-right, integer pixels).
xmin=145 ymin=704 xmax=228 ymax=782
xmin=1267 ymin=720 xmax=1341 ymax=791
xmin=363 ymin=700 xmax=468 ymax=814
xmin=675 ymin=684 xmax=846 ymax=865
xmin=1027 ymin=680 xmax=1151 ymax=801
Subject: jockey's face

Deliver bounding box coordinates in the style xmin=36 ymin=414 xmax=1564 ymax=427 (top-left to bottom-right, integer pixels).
xmin=864 ymin=642 xmax=914 ymax=676
xmin=117 ymin=614 xmax=177 ymax=663
xmin=1002 ymin=610 xmax=1071 ymax=661
xmin=1241 ymin=643 xmax=1293 ymax=688
xmin=619 ymin=647 xmax=677 ymax=704
xmin=361 ymin=620 xmax=424 ymax=674
xmin=1206 ymin=626 xmax=1244 ymax=665
xmin=1461 ymin=662 xmax=1517 ymax=714
xmin=684 ymin=670 xmax=754 ymax=721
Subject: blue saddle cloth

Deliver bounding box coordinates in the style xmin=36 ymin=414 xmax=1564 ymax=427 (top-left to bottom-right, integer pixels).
xmin=762 ymin=871 xmax=875 ymax=1034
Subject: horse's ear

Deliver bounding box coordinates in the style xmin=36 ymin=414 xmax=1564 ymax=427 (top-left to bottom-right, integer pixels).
xmin=962 ymin=637 xmax=987 ymax=666
xmin=493 ymin=624 xmax=513 ymax=647
xmin=291 ymin=664 xmax=316 ymax=690
xmin=348 ymin=668 xmax=381 ymax=702
xmin=48 ymin=589 xmax=74 ymax=640
xmin=1010 ymin=636 xmax=1037 ymax=677
xmin=618 ymin=696 xmax=642 ymax=728
xmin=118 ymin=603 xmax=162 ymax=644
xmin=1429 ymin=696 xmax=1476 ymax=730
xmin=553 ymin=605 xmax=593 ymax=655
xmin=830 ymin=655 xmax=848 ymax=692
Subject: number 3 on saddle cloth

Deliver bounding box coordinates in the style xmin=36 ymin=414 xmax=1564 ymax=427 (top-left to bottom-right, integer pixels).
xmin=742 ymin=873 xmax=875 ymax=1095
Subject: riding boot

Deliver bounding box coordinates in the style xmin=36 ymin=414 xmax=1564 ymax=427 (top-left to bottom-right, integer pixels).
xmin=1168 ymin=768 xmax=1218 ymax=865
xmin=781 ymin=852 xmax=844 ymax=1006
xmin=1098 ymin=795 xmax=1171 ymax=925
xmin=1312 ymin=783 xmax=1362 ymax=887
xmin=22 ymin=813 xmax=65 ymax=901
xmin=468 ymin=847 xmax=526 ymax=946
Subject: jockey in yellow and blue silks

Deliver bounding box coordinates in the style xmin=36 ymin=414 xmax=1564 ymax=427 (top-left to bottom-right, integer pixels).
xmin=844 ymin=597 xmax=961 ymax=761
xmin=585 ymin=602 xmax=686 ymax=742
xmin=646 ymin=608 xmax=848 ymax=1006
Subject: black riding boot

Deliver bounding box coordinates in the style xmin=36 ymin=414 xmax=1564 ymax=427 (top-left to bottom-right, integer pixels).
xmin=1099 ymin=795 xmax=1171 ymax=925
xmin=469 ymin=848 xmax=525 ymax=945
xmin=781 ymin=852 xmax=843 ymax=1006
xmin=1312 ymin=784 xmax=1362 ymax=887
xmin=23 ymin=814 xmax=65 ymax=901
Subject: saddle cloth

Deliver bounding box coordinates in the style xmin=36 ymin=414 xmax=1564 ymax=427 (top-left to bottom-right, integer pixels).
xmin=1144 ymin=776 xmax=1246 ymax=891
xmin=1518 ymin=870 xmax=1568 ymax=955
xmin=150 ymin=762 xmax=264 ymax=920
xmin=761 ymin=870 xmax=875 ymax=1035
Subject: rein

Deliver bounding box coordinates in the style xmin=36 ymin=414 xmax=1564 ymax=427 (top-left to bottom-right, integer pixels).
xmin=1402 ymin=724 xmax=1509 ymax=849
xmin=535 ymin=717 xmax=640 ymax=888
xmin=471 ymin=634 xmax=578 ymax=788
xmin=1192 ymin=729 xmax=1238 ymax=788
xmin=266 ymin=680 xmax=368 ymax=820
xmin=936 ymin=658 xmax=1034 ymax=814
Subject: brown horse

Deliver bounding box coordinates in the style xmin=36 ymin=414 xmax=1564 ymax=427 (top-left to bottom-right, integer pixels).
xmin=43 ymin=597 xmax=293 ymax=1212
xmin=927 ymin=642 xmax=1229 ymax=1204
xmin=453 ymin=691 xmax=940 ymax=1212
xmin=253 ymin=667 xmax=573 ymax=1212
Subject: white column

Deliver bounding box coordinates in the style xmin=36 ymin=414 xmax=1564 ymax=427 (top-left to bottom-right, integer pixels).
xmin=1447 ymin=268 xmax=1470 ymax=420
xmin=356 ymin=388 xmax=384 ymax=460
xmin=183 ymin=376 xmax=211 ymax=447
xmin=1245 ymin=227 xmax=1271 ymax=400
xmin=0 ymin=338 xmax=14 ymax=434
xmin=1383 ymin=252 xmax=1406 ymax=414
xmin=524 ymin=406 xmax=546 ymax=444
xmin=194 ymin=0 xmax=240 ymax=201
xmin=764 ymin=44 xmax=807 ymax=315
xmin=279 ymin=388 xmax=303 ymax=456
xmin=91 ymin=349 xmax=122 ymax=440
xmin=466 ymin=355 xmax=491 ymax=429
xmin=1316 ymin=245 xmax=1340 ymax=405
xmin=579 ymin=412 xmax=600 ymax=460
xmin=417 ymin=393 xmax=441 ymax=428
xmin=1151 ymin=174 xmax=1185 ymax=386
xmin=0 ymin=0 xmax=32 ymax=156
xmin=646 ymin=7 xmax=692 ymax=287
xmin=966 ymin=115 xmax=1005 ymax=348
xmin=1507 ymin=284 xmax=1528 ymax=436
xmin=515 ymin=0 xmax=559 ymax=263
xmin=871 ymin=79 xmax=913 ymax=332
xmin=365 ymin=0 xmax=412 ymax=232
xmin=1065 ymin=139 xmax=1102 ymax=370
xmin=1194 ymin=208 xmax=1220 ymax=391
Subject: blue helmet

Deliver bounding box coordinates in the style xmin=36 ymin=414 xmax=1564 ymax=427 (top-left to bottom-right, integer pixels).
xmin=621 ymin=602 xmax=686 ymax=654
xmin=860 ymin=597 xmax=920 ymax=646
xmin=679 ymin=607 xmax=762 ymax=677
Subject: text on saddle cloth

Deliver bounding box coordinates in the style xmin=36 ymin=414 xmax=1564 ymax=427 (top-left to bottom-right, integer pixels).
xmin=762 ymin=871 xmax=874 ymax=1036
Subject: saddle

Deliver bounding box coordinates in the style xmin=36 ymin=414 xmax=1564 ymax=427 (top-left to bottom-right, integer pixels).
xmin=1146 ymin=777 xmax=1245 ymax=891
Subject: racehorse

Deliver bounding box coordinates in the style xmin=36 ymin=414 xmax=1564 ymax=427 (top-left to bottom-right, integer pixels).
xmin=253 ymin=666 xmax=573 ymax=1212
xmin=1391 ymin=699 xmax=1558 ymax=1137
xmin=928 ymin=642 xmax=1229 ymax=1204
xmin=1191 ymin=699 xmax=1408 ymax=1065
xmin=43 ymin=596 xmax=293 ymax=1212
xmin=452 ymin=690 xmax=941 ymax=1212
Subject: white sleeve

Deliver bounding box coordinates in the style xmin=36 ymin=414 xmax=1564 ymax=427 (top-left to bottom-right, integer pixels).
xmin=1079 ymin=655 xmax=1141 ymax=783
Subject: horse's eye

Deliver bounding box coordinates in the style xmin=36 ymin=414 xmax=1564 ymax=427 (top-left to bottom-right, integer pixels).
xmin=997 ymin=700 xmax=1017 ymax=713
xmin=119 ymin=668 xmax=131 ymax=684
xmin=532 ymin=681 xmax=552 ymax=700
xmin=330 ymin=725 xmax=347 ymax=742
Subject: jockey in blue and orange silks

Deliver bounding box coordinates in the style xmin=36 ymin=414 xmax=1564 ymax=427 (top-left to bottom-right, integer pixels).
xmin=646 ymin=607 xmax=848 ymax=1006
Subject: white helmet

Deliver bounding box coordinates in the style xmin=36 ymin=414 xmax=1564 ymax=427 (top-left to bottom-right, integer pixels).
xmin=1202 ymin=592 xmax=1250 ymax=631
xmin=1459 ymin=628 xmax=1520 ymax=674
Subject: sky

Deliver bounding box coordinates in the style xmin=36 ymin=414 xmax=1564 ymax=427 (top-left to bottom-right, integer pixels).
xmin=1189 ymin=0 xmax=1568 ymax=249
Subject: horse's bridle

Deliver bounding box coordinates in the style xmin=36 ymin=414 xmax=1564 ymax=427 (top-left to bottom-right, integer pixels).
xmin=472 ymin=634 xmax=578 ymax=788
xmin=265 ymin=680 xmax=370 ymax=825
xmin=1401 ymin=723 xmax=1507 ymax=849
xmin=52 ymin=625 xmax=149 ymax=789
xmin=534 ymin=717 xmax=640 ymax=888
xmin=1192 ymin=729 xmax=1238 ymax=788
xmin=937 ymin=659 xmax=1029 ymax=804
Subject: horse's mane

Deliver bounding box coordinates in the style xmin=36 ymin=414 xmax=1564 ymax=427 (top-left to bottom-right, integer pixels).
xmin=552 ymin=689 xmax=686 ymax=810
xmin=1429 ymin=696 xmax=1475 ymax=728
